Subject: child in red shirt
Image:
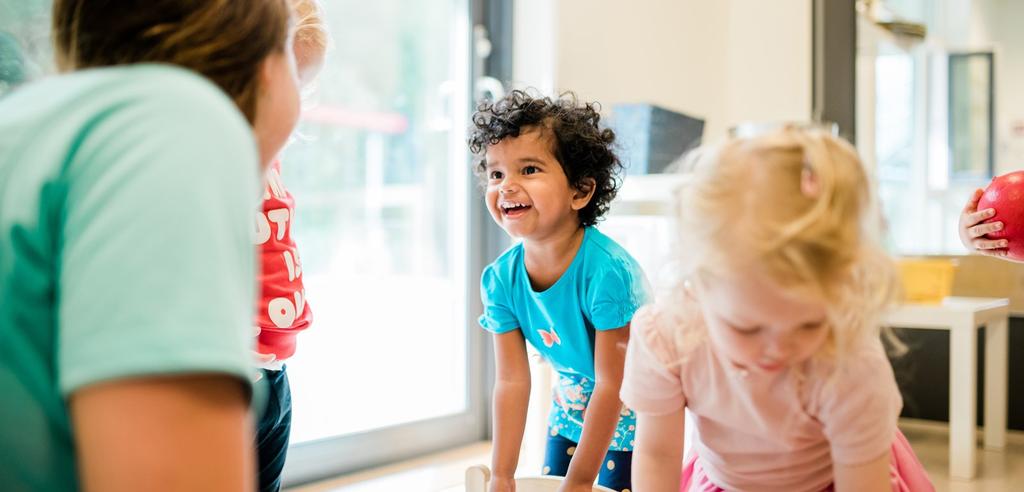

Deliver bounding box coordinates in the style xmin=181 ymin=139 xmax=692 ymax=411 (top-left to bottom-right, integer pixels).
xmin=253 ymin=1 xmax=328 ymax=490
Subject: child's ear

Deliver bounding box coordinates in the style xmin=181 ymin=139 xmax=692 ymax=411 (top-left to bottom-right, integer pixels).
xmin=571 ymin=177 xmax=596 ymax=211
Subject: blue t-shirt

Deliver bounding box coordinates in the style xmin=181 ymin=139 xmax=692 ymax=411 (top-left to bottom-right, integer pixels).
xmin=479 ymin=226 xmax=649 ymax=449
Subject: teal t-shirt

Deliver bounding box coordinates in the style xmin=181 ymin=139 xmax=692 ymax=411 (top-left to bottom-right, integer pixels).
xmin=0 ymin=64 xmax=259 ymax=490
xmin=479 ymin=227 xmax=650 ymax=449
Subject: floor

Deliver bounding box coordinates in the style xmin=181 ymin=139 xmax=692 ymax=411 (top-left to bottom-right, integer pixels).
xmin=287 ymin=420 xmax=1024 ymax=492
xmin=284 ymin=442 xmax=498 ymax=492
xmin=901 ymin=420 xmax=1024 ymax=492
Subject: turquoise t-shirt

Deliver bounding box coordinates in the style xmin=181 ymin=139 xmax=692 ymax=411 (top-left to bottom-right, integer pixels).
xmin=479 ymin=227 xmax=649 ymax=450
xmin=0 ymin=64 xmax=259 ymax=490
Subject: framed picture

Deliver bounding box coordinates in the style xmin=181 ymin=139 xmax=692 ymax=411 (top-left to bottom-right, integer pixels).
xmin=948 ymin=52 xmax=994 ymax=180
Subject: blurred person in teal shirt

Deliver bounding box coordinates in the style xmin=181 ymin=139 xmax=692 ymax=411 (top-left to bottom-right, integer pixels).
xmin=0 ymin=0 xmax=302 ymax=490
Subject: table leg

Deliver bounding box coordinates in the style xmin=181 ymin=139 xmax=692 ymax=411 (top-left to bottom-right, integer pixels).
xmin=984 ymin=317 xmax=1009 ymax=450
xmin=949 ymin=318 xmax=978 ymax=480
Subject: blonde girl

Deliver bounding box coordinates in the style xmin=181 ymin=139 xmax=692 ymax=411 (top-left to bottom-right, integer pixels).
xmin=620 ymin=128 xmax=934 ymax=492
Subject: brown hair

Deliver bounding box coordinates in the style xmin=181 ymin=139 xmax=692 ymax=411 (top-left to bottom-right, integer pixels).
xmin=52 ymin=0 xmax=291 ymax=123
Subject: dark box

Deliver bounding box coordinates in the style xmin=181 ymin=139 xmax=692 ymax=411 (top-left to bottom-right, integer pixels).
xmin=610 ymin=103 xmax=704 ymax=175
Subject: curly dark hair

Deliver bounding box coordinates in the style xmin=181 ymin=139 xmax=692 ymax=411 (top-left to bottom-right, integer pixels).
xmin=468 ymin=89 xmax=623 ymax=227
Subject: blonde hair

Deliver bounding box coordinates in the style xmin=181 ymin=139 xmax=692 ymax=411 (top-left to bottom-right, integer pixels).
xmin=53 ymin=0 xmax=291 ymax=124
xmin=290 ymin=0 xmax=328 ymax=65
xmin=661 ymin=127 xmax=901 ymax=368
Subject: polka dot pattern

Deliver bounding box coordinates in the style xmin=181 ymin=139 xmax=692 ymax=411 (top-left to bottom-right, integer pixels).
xmin=543 ymin=433 xmax=633 ymax=492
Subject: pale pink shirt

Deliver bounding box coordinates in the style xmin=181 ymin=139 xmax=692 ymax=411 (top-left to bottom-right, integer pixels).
xmin=620 ymin=305 xmax=903 ymax=492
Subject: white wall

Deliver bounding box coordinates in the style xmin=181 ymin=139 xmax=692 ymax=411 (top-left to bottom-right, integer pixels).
xmin=552 ymin=0 xmax=811 ymax=141
xmin=724 ymin=0 xmax=813 ymax=133
xmin=555 ymin=0 xmax=730 ymax=138
xmin=512 ymin=0 xmax=559 ymax=96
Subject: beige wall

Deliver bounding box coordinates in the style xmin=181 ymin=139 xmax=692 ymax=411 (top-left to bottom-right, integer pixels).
xmin=723 ymin=0 xmax=812 ymax=133
xmin=554 ymin=0 xmax=811 ymax=141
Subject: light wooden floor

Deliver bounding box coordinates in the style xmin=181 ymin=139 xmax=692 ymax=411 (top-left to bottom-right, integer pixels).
xmin=288 ymin=421 xmax=1024 ymax=492
xmin=901 ymin=420 xmax=1024 ymax=492
xmin=285 ymin=442 xmax=496 ymax=492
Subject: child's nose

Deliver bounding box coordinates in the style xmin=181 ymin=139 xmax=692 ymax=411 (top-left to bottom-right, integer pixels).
xmin=764 ymin=338 xmax=793 ymax=360
xmin=499 ymin=177 xmax=520 ymax=194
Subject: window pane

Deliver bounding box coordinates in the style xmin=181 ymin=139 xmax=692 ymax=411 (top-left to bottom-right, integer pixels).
xmin=876 ymin=51 xmax=918 ymax=253
xmin=949 ymin=53 xmax=992 ymax=178
xmin=281 ymin=0 xmax=470 ymax=444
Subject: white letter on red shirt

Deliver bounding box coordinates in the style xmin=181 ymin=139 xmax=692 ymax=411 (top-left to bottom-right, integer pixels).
xmin=255 ymin=212 xmax=271 ymax=245
xmin=267 ymin=208 xmax=289 ymax=241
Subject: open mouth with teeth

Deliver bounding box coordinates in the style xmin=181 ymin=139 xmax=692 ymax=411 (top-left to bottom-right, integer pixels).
xmin=499 ymin=201 xmax=532 ymax=218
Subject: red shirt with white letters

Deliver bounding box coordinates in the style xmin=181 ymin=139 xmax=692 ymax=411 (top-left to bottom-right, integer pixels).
xmin=255 ymin=160 xmax=312 ymax=360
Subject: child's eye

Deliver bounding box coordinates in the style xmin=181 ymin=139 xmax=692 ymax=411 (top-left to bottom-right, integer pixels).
xmin=800 ymin=321 xmax=825 ymax=332
xmin=489 ymin=170 xmax=503 ymax=180
xmin=731 ymin=325 xmax=761 ymax=336
xmin=522 ymin=166 xmax=539 ymax=175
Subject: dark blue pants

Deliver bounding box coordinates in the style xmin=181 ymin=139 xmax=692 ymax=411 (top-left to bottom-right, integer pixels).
xmin=256 ymin=367 xmax=292 ymax=492
xmin=543 ymin=433 xmax=632 ymax=491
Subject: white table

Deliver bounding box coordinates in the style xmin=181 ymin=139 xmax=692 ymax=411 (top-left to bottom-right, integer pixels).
xmin=883 ymin=296 xmax=1010 ymax=480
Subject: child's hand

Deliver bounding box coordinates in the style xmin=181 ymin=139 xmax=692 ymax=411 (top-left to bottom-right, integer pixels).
xmin=488 ymin=476 xmax=515 ymax=492
xmin=959 ymin=188 xmax=1008 ymax=256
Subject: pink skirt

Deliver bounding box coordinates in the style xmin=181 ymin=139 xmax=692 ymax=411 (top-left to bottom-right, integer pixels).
xmin=680 ymin=429 xmax=934 ymax=492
